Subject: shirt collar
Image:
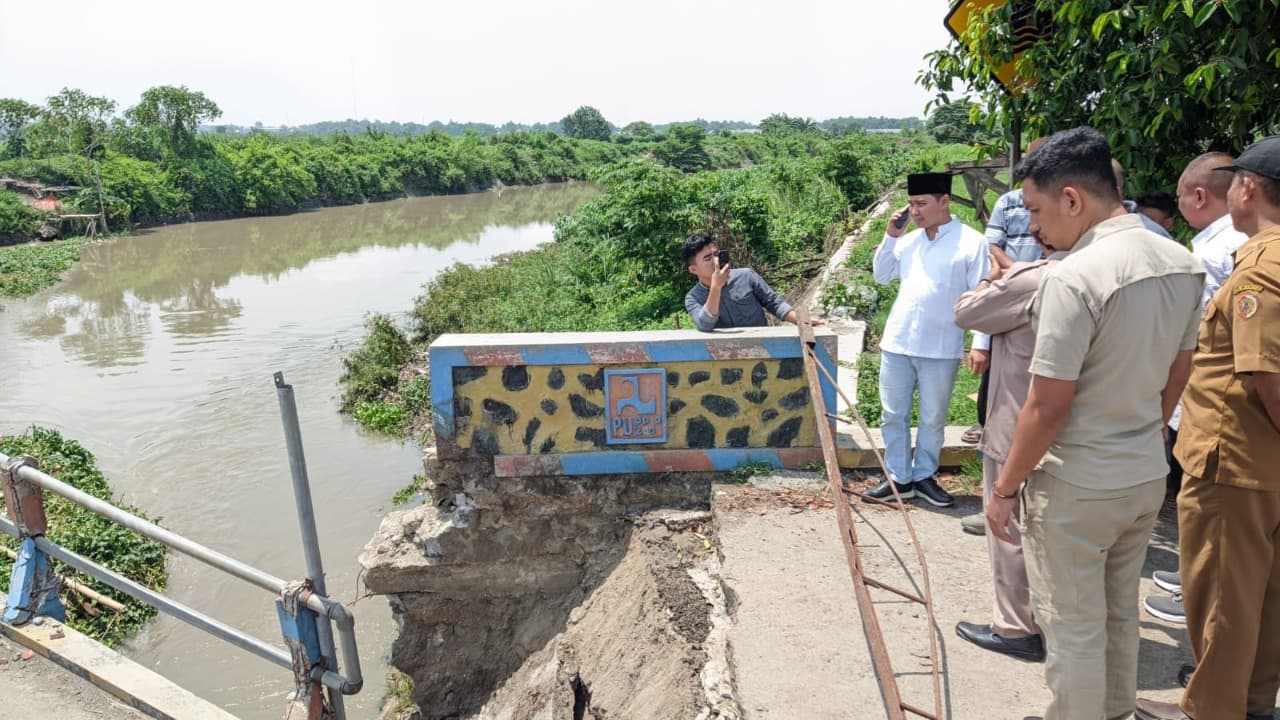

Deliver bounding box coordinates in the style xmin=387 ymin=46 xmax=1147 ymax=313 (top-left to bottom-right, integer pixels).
xmin=1191 ymin=213 xmax=1236 ymax=249
xmin=1235 ymin=225 xmax=1280 ymax=264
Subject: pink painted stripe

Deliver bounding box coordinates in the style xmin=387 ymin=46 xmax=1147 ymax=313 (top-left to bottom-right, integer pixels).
xmin=585 ymin=344 xmax=652 ymax=364
xmin=463 ymin=347 xmax=525 ymax=366
xmin=643 ymin=450 xmax=714 ymax=473
xmin=494 ymin=454 xmax=564 ymax=477
xmin=775 ymin=448 xmax=825 ymax=468
xmin=705 ymin=341 xmax=770 ymax=360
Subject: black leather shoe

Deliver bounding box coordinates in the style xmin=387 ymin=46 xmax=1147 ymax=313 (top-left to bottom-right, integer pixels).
xmin=1178 ymin=662 xmax=1194 ymax=688
xmin=914 ymin=477 xmax=955 ymax=508
xmin=955 ymin=621 xmax=1045 ymax=662
xmin=862 ymin=478 xmax=914 ymax=501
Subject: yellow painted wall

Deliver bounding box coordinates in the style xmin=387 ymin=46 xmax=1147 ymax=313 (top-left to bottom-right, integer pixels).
xmin=452 ymin=359 xmax=814 ymax=455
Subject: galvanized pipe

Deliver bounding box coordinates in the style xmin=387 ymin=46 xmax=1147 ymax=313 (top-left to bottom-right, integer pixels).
xmin=0 ymin=515 xmax=293 ymax=670
xmin=0 ymin=450 xmax=288 ymax=594
xmin=274 ymin=371 xmax=348 ymax=717
xmin=0 ymin=449 xmax=364 ymax=695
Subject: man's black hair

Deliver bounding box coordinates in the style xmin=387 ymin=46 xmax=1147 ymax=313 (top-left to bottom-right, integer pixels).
xmin=682 ymin=233 xmax=715 ymax=265
xmin=1136 ymin=191 xmax=1177 ymax=218
xmin=1014 ymin=127 xmax=1120 ymax=203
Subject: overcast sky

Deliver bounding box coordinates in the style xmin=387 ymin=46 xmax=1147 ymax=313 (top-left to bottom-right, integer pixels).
xmin=1 ymin=0 xmax=959 ymax=127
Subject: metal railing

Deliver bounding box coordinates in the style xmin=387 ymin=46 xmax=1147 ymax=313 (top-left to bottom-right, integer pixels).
xmin=0 ymin=372 xmax=362 ymax=720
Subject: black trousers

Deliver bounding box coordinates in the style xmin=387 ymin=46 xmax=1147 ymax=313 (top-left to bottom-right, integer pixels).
xmin=1166 ymin=426 xmax=1183 ymax=493
xmin=976 ymin=368 xmax=990 ymax=426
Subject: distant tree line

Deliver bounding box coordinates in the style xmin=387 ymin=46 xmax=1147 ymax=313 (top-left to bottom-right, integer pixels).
xmin=0 ymin=88 xmax=925 ymax=239
xmin=196 ymin=108 xmax=923 ymax=140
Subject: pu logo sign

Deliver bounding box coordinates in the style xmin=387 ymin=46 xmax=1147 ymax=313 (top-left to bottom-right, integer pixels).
xmin=604 ymin=369 xmax=667 ymax=444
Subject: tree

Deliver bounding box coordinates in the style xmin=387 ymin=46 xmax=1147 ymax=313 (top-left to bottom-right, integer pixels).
xmin=922 ymin=0 xmax=1280 ymax=191
xmin=560 ymin=106 xmax=612 ymax=141
xmin=35 ymin=88 xmax=117 ymax=157
xmin=617 ymin=121 xmax=657 ymax=144
xmin=0 ymin=98 xmax=41 ymax=158
xmin=925 ymin=100 xmax=988 ymax=144
xmin=125 ymin=85 xmax=222 ymax=159
xmin=760 ymin=113 xmax=818 ymax=135
xmin=653 ymin=123 xmax=710 ymax=172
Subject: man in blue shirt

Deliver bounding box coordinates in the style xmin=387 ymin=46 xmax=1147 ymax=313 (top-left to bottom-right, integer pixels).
xmin=864 ymin=172 xmax=989 ymax=508
xmin=683 ymin=233 xmax=813 ymax=331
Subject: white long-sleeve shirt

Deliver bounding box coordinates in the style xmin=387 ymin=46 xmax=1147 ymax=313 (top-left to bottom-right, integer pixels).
xmin=873 ymin=216 xmax=990 ymax=359
xmin=1169 ymin=213 xmax=1248 ymax=431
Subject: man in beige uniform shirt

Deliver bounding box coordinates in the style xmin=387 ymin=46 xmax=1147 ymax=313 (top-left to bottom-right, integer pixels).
xmin=986 ymin=127 xmax=1204 ymax=720
xmin=953 ymin=245 xmax=1065 ymax=663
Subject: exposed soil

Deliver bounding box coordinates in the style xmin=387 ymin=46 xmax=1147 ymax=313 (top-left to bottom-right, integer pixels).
xmin=473 ymin=512 xmax=735 ymax=720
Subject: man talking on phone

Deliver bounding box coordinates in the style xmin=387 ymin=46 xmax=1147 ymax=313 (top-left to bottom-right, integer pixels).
xmin=863 ymin=172 xmax=989 ymax=508
xmin=683 ymin=233 xmax=815 ymax=330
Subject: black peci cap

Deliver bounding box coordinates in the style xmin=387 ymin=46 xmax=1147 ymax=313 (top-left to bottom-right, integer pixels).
xmin=1214 ymin=136 xmax=1280 ymax=180
xmin=907 ymin=172 xmax=954 ymax=196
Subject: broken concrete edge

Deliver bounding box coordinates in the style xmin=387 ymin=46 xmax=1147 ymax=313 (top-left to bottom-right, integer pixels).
xmin=0 ymin=615 xmax=238 ymax=720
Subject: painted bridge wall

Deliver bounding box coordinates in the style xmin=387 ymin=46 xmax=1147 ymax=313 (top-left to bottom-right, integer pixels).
xmin=429 ymin=328 xmax=838 ymax=476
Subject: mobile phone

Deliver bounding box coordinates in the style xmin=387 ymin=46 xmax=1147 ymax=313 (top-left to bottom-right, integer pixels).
xmin=717 ymin=249 xmax=731 ymax=268
xmin=893 ymin=206 xmax=912 ymax=229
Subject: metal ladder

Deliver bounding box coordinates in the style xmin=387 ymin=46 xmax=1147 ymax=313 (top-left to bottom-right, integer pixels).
xmin=797 ymin=308 xmax=944 ymax=720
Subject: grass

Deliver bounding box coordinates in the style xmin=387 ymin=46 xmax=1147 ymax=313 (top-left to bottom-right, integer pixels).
xmin=391 ymin=473 xmax=431 ymax=507
xmin=854 ymin=353 xmax=981 ymax=429
xmin=381 ymin=667 xmax=417 ymax=718
xmin=946 ymin=452 xmax=984 ymax=497
xmin=0 ymin=237 xmax=89 ymax=300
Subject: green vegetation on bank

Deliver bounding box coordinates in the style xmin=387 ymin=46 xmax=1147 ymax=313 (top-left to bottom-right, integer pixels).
xmin=341 ymin=123 xmax=925 ymax=437
xmin=0 ymin=427 xmax=167 ymax=647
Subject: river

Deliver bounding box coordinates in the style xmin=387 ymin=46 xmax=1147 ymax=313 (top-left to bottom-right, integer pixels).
xmin=0 ymin=182 xmax=598 ymax=719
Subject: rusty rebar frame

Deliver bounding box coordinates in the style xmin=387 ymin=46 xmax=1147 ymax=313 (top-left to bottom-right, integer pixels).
xmin=797 ymin=309 xmax=943 ymax=720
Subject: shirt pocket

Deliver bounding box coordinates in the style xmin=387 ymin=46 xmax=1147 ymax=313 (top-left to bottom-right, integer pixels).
xmin=1197 ymin=302 xmax=1217 ymax=353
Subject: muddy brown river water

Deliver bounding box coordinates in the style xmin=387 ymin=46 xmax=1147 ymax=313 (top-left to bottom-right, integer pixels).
xmin=0 ymin=182 xmax=597 ymax=719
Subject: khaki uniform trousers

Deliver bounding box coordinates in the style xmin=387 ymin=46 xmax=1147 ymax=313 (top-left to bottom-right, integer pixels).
xmin=1179 ymin=461 xmax=1280 ymax=720
xmin=1022 ymin=471 xmax=1165 ymax=720
xmin=984 ymin=455 xmax=1038 ymax=637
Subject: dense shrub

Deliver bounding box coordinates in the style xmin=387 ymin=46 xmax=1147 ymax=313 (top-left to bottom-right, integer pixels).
xmin=0 ymin=190 xmax=40 ymax=238
xmin=0 ymin=427 xmax=167 ymax=647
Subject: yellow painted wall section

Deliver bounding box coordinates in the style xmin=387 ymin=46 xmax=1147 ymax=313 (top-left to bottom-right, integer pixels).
xmin=452 ymin=358 xmax=814 ymax=455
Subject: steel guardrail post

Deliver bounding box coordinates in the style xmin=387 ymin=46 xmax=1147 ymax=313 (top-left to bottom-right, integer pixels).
xmin=274 ymin=372 xmax=346 ymax=720
xmin=1 ymin=455 xmax=65 ymax=625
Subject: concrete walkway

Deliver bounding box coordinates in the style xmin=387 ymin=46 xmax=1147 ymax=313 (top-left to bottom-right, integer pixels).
xmin=715 ymin=473 xmax=1196 ymax=720
xmin=0 ymin=632 xmax=146 ymax=720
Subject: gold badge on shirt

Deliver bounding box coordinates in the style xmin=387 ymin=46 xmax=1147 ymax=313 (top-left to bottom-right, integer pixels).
xmin=1236 ymin=292 xmax=1259 ymax=319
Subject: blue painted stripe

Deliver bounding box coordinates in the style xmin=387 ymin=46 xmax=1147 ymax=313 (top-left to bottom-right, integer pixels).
xmin=704 ymin=449 xmax=785 ymax=471
xmin=813 ymin=341 xmax=839 ymax=419
xmin=642 ymin=341 xmax=714 ymax=363
xmin=429 ymin=347 xmax=467 ymax=439
xmin=560 ymin=452 xmax=653 ymax=475
xmin=522 ymin=344 xmax=595 ymax=366
xmin=761 ymin=337 xmax=805 ymax=358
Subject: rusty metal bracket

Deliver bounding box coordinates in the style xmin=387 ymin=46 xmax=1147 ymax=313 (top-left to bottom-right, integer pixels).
xmin=2 ymin=455 xmax=47 ymax=537
xmin=796 ymin=308 xmax=943 ymax=720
